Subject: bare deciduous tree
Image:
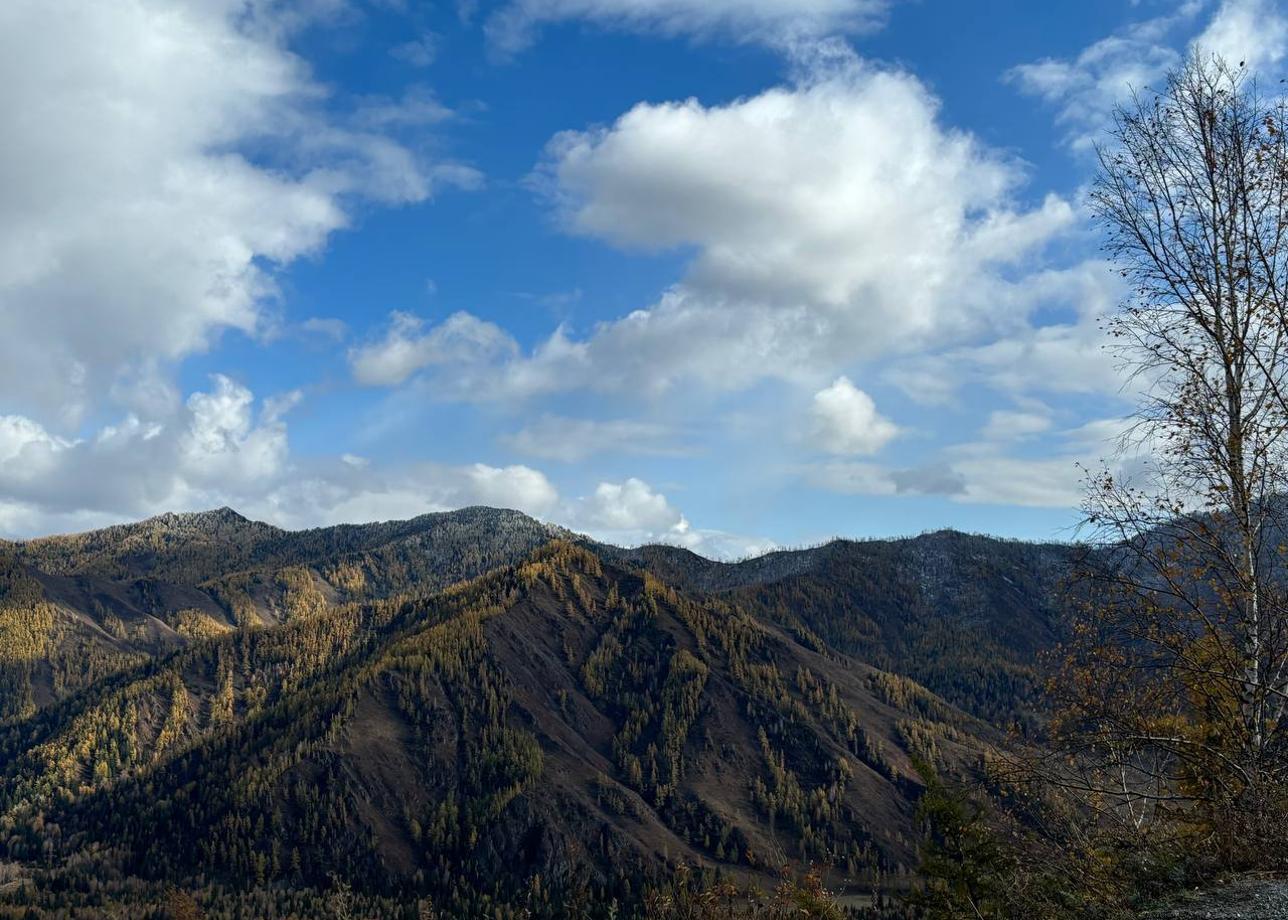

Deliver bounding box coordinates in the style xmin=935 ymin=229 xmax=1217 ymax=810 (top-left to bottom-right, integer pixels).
xmin=1056 ymin=51 xmax=1288 ymax=859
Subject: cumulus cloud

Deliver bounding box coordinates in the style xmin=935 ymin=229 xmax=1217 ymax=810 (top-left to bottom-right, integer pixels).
xmin=466 ymin=463 xmax=561 ymax=512
xmin=808 ymin=377 xmax=898 ymax=455
xmin=520 ymin=60 xmax=1074 ymax=393
xmin=0 ymin=373 xmax=770 ymax=557
xmin=369 ymin=59 xmax=1077 ymax=404
xmin=0 ymin=376 xmax=286 ymax=522
xmin=0 ymin=371 xmax=564 ymax=538
xmin=181 ymin=376 xmax=291 ymax=489
xmin=214 ymin=462 xmax=556 ymax=532
xmin=264 ymin=467 xmax=768 ymax=558
xmin=0 ymin=372 xmax=474 ymax=528
xmin=540 ymin=63 xmax=1071 ymax=346
xmin=0 ymin=418 xmax=76 ymax=504
xmin=485 ymin=0 xmax=889 ymax=55
xmin=0 ymin=0 xmax=472 ymax=424
xmin=554 ymin=476 xmax=766 ymax=558
xmin=573 ymin=477 xmax=688 ymax=533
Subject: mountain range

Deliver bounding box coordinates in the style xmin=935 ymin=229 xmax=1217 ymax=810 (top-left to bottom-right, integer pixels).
xmin=0 ymin=506 xmax=1073 ymax=918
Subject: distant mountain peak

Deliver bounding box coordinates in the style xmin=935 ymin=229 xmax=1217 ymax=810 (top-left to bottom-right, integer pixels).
xmin=151 ymin=506 xmax=250 ymax=526
xmin=125 ymin=507 xmax=284 ymax=540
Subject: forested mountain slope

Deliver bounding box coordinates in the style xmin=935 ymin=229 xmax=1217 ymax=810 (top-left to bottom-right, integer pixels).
xmin=0 ymin=507 xmax=568 ymax=720
xmin=0 ymin=541 xmax=998 ymax=917
xmin=620 ymin=532 xmax=1072 ymax=726
xmin=0 ymin=508 xmax=1071 ymax=917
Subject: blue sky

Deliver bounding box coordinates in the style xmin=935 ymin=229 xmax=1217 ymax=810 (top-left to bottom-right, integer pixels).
xmin=1 ymin=0 xmax=1285 ymax=555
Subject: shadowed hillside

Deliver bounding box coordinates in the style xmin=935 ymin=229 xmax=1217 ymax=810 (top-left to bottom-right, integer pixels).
xmin=0 ymin=508 xmax=1073 ymax=917
xmin=0 ymin=539 xmax=1001 ymax=917
xmin=619 ymin=531 xmax=1071 ymax=726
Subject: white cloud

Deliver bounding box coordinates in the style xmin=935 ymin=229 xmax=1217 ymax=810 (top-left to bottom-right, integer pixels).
xmin=0 ymin=416 xmax=70 ymax=467
xmin=541 ymin=63 xmax=1068 ymax=317
xmin=225 ymin=462 xmax=555 ymax=531
xmin=556 ymin=476 xmax=768 ymax=559
xmin=671 ymin=529 xmax=781 ymax=560
xmin=1006 ymin=4 xmax=1194 ymax=149
xmin=485 ymin=0 xmax=889 ymax=55
xmin=465 ymin=463 xmax=561 ymax=513
xmin=349 ymin=311 xmax=519 ymax=386
xmin=891 ymin=315 xmax=1123 ymax=404
xmin=0 ymin=0 xmax=470 ymax=425
xmin=886 ymin=261 xmax=1127 ymax=405
xmin=518 ymin=61 xmax=1074 ymax=393
xmin=0 ymin=376 xmax=770 ymax=557
xmin=805 ymin=413 xmax=1137 ymax=509
xmin=260 ymin=458 xmax=772 ymax=559
xmin=808 ymin=376 xmax=898 ymax=455
xmin=1009 ymin=1 xmax=1288 ymax=150
xmin=504 ymin=415 xmax=684 ymax=461
xmin=0 ymin=504 xmax=126 ymax=542
xmin=300 ymin=317 xmax=350 ymax=341
xmin=980 ymin=409 xmax=1052 ymax=442
xmin=0 ymin=417 xmax=77 ymax=508
xmin=263 ymin=390 xmax=305 ymax=425
xmin=961 ymin=323 xmax=1123 ymax=397
xmin=181 ymin=376 xmax=290 ymax=489
xmin=1194 ymin=0 xmax=1288 ymax=73
xmin=0 ymin=372 xmax=565 ymax=537
xmin=894 ymin=337 xmax=1061 ymax=405
xmin=574 ymin=477 xmax=687 ymax=533
xmin=353 ymin=86 xmax=457 ymax=130
xmin=944 ymin=452 xmax=1086 ymax=508
xmin=366 ymin=59 xmax=1075 ymax=405
xmin=258 ymin=469 xmax=770 ymax=559
xmin=0 ymin=376 xmax=287 ymax=522
xmin=808 ymin=455 xmax=1083 ymax=508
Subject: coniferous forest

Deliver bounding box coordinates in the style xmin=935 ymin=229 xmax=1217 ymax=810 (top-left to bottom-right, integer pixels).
xmin=0 ymin=506 xmax=1063 ymax=918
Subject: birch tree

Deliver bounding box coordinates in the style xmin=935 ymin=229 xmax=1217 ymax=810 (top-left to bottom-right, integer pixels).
xmin=1059 ymin=52 xmax=1288 ymax=858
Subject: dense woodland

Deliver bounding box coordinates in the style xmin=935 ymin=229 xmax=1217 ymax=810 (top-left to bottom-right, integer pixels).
xmin=0 ymin=504 xmax=1060 ymax=918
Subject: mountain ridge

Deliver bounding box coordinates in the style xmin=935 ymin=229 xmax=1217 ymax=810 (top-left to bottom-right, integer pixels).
xmin=0 ymin=539 xmax=996 ymax=917
xmin=10 ymin=503 xmax=1071 ymax=578
xmin=2 ymin=505 xmax=1072 ymax=726
xmin=0 ymin=505 xmax=1070 ymax=917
